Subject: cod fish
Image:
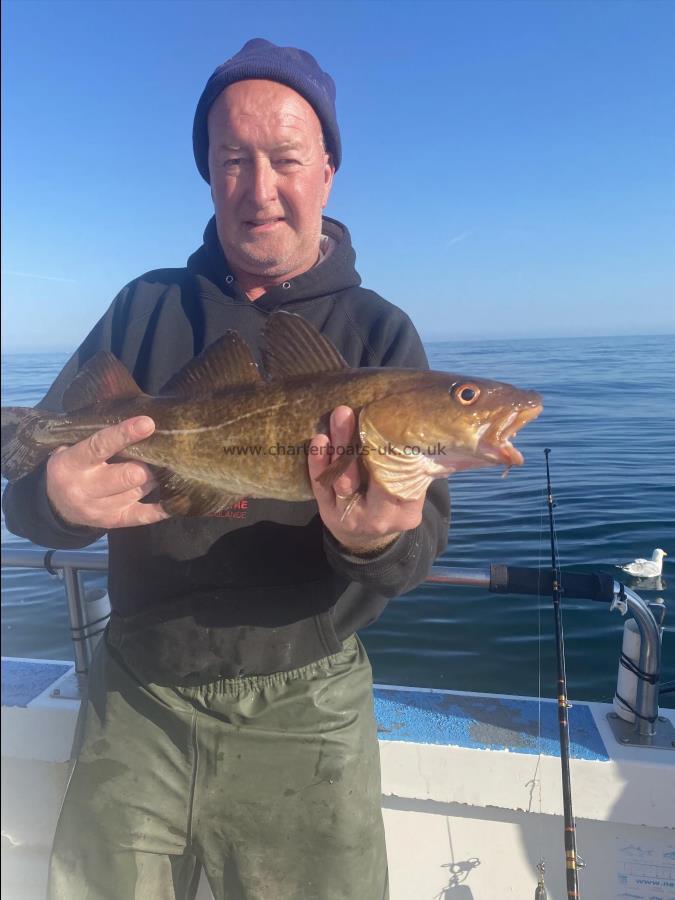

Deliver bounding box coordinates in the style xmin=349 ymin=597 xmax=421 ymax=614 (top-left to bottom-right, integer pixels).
xmin=1 ymin=312 xmax=543 ymax=516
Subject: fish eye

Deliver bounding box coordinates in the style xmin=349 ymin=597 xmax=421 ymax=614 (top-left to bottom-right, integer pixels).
xmin=453 ymin=383 xmax=480 ymax=405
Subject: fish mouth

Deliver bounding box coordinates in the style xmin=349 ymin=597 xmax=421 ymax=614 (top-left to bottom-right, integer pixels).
xmin=477 ymin=398 xmax=543 ymax=467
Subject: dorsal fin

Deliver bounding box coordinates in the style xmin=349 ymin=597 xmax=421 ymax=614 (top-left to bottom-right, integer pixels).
xmin=262 ymin=312 xmax=348 ymax=380
xmin=160 ymin=331 xmax=261 ymax=396
xmin=62 ymin=352 xmax=143 ymax=412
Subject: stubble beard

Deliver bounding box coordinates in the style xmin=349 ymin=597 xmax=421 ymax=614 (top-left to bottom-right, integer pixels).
xmin=229 ymin=218 xmax=323 ymax=279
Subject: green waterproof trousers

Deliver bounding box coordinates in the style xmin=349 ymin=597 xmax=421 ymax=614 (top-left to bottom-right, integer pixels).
xmin=48 ymin=634 xmax=388 ymax=900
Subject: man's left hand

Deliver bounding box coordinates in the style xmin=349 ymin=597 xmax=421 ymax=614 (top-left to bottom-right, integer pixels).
xmin=308 ymin=406 xmax=425 ymax=555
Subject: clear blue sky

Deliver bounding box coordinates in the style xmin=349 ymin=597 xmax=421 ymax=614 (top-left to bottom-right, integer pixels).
xmin=2 ymin=0 xmax=674 ymax=351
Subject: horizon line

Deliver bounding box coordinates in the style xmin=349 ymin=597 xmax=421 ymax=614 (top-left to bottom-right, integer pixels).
xmin=2 ymin=330 xmax=674 ymax=356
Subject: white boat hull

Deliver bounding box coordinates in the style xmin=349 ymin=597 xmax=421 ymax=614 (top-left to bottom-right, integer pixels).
xmin=2 ymin=659 xmax=674 ymax=899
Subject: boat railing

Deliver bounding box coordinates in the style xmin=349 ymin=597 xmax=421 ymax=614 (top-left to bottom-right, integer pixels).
xmin=1 ymin=546 xmax=670 ymax=749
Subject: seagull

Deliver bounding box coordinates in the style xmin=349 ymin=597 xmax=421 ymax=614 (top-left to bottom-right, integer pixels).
xmin=617 ymin=548 xmax=668 ymax=578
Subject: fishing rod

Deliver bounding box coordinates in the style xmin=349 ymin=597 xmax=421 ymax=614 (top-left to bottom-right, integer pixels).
xmin=539 ymin=448 xmax=581 ymax=899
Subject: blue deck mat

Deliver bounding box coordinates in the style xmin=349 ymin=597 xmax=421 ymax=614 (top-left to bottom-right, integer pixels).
xmin=374 ymin=687 xmax=608 ymax=761
xmin=1 ymin=659 xmax=72 ymax=708
xmin=1 ymin=659 xmax=607 ymax=760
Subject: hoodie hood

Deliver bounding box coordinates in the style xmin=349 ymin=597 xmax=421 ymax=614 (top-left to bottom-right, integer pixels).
xmin=186 ymin=216 xmax=362 ymax=312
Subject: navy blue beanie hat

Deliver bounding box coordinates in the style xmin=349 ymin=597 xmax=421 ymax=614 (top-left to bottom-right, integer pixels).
xmin=193 ymin=38 xmax=341 ymax=183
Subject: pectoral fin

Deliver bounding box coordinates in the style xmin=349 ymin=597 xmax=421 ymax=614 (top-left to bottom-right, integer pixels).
xmin=153 ymin=467 xmax=242 ymax=517
xmin=314 ymin=453 xmax=354 ymax=490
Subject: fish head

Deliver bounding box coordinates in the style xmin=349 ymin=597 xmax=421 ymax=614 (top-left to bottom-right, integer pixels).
xmin=359 ymin=371 xmax=543 ymax=499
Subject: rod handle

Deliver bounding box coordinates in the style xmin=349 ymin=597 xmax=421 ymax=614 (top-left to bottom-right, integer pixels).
xmin=490 ymin=565 xmax=615 ymax=602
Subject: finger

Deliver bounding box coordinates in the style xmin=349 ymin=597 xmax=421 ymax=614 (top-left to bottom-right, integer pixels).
xmin=116 ymin=501 xmax=171 ymax=528
xmin=365 ymin=479 xmax=426 ymax=530
xmin=96 ymin=478 xmax=159 ymax=505
xmin=330 ymin=405 xmax=354 ymax=444
xmin=93 ymin=488 xmax=170 ymax=527
xmin=90 ymin=461 xmax=157 ymax=498
xmin=307 ymin=433 xmax=332 ymax=490
xmin=76 ymin=417 xmax=156 ymax=464
xmin=338 ymin=492 xmax=363 ymax=522
xmin=49 ymin=444 xmax=70 ymax=458
xmin=366 ymin=476 xmax=422 ymax=511
xmin=329 ymin=407 xmax=360 ymax=497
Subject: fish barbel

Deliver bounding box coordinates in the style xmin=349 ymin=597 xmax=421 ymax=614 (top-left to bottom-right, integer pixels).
xmin=1 ymin=313 xmax=543 ymax=516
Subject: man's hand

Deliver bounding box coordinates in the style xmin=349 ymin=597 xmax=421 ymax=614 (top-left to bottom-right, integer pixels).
xmin=308 ymin=406 xmax=425 ymax=555
xmin=46 ymin=416 xmax=169 ymax=529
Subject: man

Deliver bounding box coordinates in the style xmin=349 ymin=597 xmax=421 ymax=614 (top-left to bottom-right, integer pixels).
xmin=3 ymin=39 xmax=449 ymax=900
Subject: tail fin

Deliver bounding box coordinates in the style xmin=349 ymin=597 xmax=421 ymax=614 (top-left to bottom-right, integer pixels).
xmin=1 ymin=407 xmax=53 ymax=482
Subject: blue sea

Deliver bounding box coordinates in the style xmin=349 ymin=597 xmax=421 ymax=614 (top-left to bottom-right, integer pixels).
xmin=2 ymin=335 xmax=674 ymax=708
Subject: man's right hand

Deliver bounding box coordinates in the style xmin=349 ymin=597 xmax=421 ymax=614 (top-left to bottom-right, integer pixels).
xmin=46 ymin=416 xmax=170 ymax=529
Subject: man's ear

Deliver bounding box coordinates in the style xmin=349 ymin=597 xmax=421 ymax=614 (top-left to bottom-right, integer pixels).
xmin=322 ymin=157 xmax=335 ymax=208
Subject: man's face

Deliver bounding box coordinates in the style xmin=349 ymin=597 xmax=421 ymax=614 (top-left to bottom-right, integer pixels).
xmin=207 ymin=80 xmax=335 ymax=282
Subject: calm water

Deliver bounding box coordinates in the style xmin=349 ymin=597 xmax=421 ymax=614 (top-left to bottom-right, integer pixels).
xmin=2 ymin=335 xmax=673 ymax=708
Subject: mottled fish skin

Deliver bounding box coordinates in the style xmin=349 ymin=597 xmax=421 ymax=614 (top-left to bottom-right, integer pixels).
xmin=15 ymin=369 xmax=541 ymax=498
xmin=0 ymin=314 xmax=543 ymax=516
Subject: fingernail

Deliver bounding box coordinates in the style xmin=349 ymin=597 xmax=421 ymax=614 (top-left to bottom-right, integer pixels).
xmin=330 ymin=409 xmax=347 ymax=431
xmin=133 ymin=417 xmax=153 ymax=436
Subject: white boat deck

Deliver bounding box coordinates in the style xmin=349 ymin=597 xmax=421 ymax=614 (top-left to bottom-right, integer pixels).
xmin=2 ymin=657 xmax=674 ymax=899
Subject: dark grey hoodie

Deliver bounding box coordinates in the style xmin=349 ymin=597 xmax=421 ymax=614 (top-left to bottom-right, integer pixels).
xmin=2 ymin=216 xmax=450 ymax=684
